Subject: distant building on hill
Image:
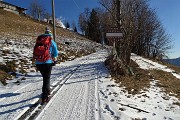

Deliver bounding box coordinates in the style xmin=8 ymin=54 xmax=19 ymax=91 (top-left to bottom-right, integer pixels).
xmin=0 ymin=0 xmax=27 ymax=15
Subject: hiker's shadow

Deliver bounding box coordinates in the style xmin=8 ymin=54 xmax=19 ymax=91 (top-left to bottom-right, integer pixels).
xmin=0 ymin=95 xmax=40 ymax=115
xmin=0 ymin=93 xmax=20 ymax=99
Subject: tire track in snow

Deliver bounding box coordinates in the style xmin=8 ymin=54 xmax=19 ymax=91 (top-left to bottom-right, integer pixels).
xmin=35 ymin=50 xmax=108 ymax=120
xmin=36 ymin=66 xmax=97 ymax=120
xmin=35 ymin=70 xmax=84 ymax=120
xmin=85 ymin=80 xmax=96 ymax=120
xmin=0 ymin=64 xmax=81 ymax=120
xmin=0 ymin=50 xmax=108 ymax=120
xmin=17 ymin=65 xmax=82 ymax=120
xmin=0 ymin=81 xmax=42 ymax=120
xmin=64 ymin=82 xmax=86 ymax=120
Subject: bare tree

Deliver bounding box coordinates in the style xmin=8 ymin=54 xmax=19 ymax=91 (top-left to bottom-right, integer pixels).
xmin=124 ymin=0 xmax=172 ymax=60
xmin=78 ymin=8 xmax=90 ymax=36
xmin=151 ymin=26 xmax=172 ymax=60
xmin=43 ymin=12 xmax=51 ymax=23
xmin=64 ymin=21 xmax=70 ymax=29
xmin=71 ymin=20 xmax=76 ymax=30
xmin=99 ymin=0 xmax=131 ymax=65
xmin=99 ymin=0 xmax=121 ymax=26
xmin=29 ymin=0 xmax=46 ymax=21
xmin=99 ymin=0 xmax=172 ymax=64
xmin=78 ymin=13 xmax=86 ymax=35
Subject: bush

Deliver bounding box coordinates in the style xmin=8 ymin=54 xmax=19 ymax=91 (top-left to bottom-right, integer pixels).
xmin=105 ymin=54 xmax=151 ymax=95
xmin=0 ymin=70 xmax=10 ymax=85
xmin=0 ymin=60 xmax=17 ymax=73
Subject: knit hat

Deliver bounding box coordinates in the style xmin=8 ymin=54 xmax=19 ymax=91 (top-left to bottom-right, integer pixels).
xmin=45 ymin=26 xmax=51 ymax=34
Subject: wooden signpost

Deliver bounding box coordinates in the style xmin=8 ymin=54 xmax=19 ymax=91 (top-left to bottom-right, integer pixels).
xmin=106 ymin=27 xmax=123 ymax=46
xmin=106 ymin=27 xmax=123 ymax=55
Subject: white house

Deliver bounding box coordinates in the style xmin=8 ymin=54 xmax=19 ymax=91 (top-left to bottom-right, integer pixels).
xmin=0 ymin=0 xmax=27 ymax=15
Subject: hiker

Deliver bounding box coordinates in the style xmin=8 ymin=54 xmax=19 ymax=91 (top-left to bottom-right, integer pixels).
xmin=33 ymin=26 xmax=58 ymax=103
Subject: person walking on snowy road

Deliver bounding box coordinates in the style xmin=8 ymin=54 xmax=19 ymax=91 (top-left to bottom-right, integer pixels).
xmin=33 ymin=26 xmax=58 ymax=103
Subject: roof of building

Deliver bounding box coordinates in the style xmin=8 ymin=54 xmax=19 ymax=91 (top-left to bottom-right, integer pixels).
xmin=0 ymin=1 xmax=27 ymax=10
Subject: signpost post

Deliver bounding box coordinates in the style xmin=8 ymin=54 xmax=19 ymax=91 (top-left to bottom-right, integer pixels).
xmin=52 ymin=0 xmax=56 ymax=41
xmin=106 ymin=27 xmax=123 ymax=55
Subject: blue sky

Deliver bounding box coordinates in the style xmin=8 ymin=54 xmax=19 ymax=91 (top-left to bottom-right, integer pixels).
xmin=3 ymin=0 xmax=180 ymax=58
xmin=4 ymin=0 xmax=100 ymax=25
xmin=149 ymin=0 xmax=180 ymax=58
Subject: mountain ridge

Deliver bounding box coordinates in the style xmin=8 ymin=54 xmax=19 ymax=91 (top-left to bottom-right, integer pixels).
xmin=164 ymin=57 xmax=180 ymax=66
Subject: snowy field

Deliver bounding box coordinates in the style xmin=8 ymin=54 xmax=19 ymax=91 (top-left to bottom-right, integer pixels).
xmin=0 ymin=49 xmax=180 ymax=120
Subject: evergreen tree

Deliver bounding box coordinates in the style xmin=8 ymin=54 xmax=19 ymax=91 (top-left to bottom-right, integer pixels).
xmin=88 ymin=9 xmax=100 ymax=42
xmin=65 ymin=21 xmax=70 ymax=29
xmin=74 ymin=27 xmax=77 ymax=32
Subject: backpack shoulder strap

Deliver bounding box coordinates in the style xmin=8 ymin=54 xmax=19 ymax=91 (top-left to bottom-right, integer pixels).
xmin=36 ymin=34 xmax=52 ymax=43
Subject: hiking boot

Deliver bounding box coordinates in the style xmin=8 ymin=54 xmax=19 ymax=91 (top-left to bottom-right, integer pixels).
xmin=48 ymin=91 xmax=51 ymax=95
xmin=41 ymin=97 xmax=50 ymax=104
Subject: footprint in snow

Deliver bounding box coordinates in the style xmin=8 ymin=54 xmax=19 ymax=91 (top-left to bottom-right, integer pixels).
xmin=104 ymin=104 xmax=114 ymax=115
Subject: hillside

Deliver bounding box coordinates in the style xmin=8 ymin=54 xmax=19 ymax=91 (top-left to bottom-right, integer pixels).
xmin=0 ymin=9 xmax=106 ymax=83
xmin=0 ymin=9 xmax=87 ymax=39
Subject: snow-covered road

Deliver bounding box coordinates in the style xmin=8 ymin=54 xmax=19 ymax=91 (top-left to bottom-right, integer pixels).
xmin=36 ymin=50 xmax=108 ymax=120
xmin=0 ymin=50 xmax=109 ymax=120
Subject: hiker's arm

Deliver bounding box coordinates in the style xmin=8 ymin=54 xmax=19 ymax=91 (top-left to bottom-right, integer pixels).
xmin=51 ymin=40 xmax=58 ymax=58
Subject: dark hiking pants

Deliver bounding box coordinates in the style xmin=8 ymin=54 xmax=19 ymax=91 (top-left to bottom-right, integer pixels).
xmin=36 ymin=64 xmax=52 ymax=99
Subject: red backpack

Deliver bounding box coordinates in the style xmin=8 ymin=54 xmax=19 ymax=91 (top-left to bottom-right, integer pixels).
xmin=33 ymin=35 xmax=52 ymax=62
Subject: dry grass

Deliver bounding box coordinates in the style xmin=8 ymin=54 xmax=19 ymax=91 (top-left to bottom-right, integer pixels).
xmin=0 ymin=70 xmax=10 ymax=85
xmin=150 ymin=69 xmax=180 ymax=100
xmin=105 ymin=55 xmax=180 ymax=100
xmin=105 ymin=55 xmax=151 ymax=95
xmin=161 ymin=62 xmax=180 ymax=74
xmin=0 ymin=9 xmax=89 ymax=41
xmin=0 ymin=9 xmax=45 ymax=35
xmin=115 ymin=74 xmax=150 ymax=95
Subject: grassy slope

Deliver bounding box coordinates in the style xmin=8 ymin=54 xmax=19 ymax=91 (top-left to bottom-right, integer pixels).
xmin=0 ymin=9 xmax=86 ymax=40
xmin=0 ymin=9 xmax=89 ymax=83
xmin=0 ymin=9 xmax=45 ymax=35
xmin=105 ymin=55 xmax=180 ymax=101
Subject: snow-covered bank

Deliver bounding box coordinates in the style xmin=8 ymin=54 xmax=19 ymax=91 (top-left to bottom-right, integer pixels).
xmin=131 ymin=53 xmax=180 ymax=79
xmin=0 ymin=34 xmax=105 ymax=74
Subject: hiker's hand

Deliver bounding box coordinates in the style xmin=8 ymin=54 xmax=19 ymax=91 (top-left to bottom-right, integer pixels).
xmin=52 ymin=61 xmax=57 ymax=66
xmin=52 ymin=57 xmax=57 ymax=66
xmin=52 ymin=57 xmax=57 ymax=61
